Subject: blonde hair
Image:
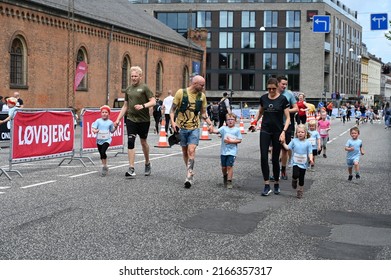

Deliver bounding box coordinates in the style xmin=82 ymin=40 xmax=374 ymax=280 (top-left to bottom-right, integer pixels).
xmin=225 ymin=113 xmax=237 ymax=120
xmin=295 ymin=124 xmax=311 ymax=139
xmin=308 ymin=119 xmax=317 ymax=128
xmin=130 ymin=66 xmax=143 ymax=76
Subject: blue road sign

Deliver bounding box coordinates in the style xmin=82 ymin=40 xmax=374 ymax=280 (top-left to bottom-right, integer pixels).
xmin=318 ymin=102 xmax=324 ymax=108
xmin=313 ymin=15 xmax=330 ymax=33
xmin=370 ymin=13 xmax=388 ymax=30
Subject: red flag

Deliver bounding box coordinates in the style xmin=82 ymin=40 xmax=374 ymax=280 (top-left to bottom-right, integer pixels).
xmin=74 ymin=61 xmax=88 ymax=92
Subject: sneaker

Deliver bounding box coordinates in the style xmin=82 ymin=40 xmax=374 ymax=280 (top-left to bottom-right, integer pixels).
xmin=280 ymin=172 xmax=288 ymax=180
xmin=144 ymin=162 xmax=151 ymax=176
xmin=184 ymin=176 xmax=193 ymax=189
xmin=355 ymin=173 xmax=360 ymax=179
xmin=227 ymin=180 xmax=233 ymax=189
xmin=274 ymin=185 xmax=280 ymax=195
xmin=125 ymin=167 xmax=136 ymax=178
xmin=348 ymin=175 xmax=353 ymax=181
xmin=323 ymin=154 xmax=327 ymax=158
xmin=101 ymin=166 xmax=108 ymax=177
xmin=291 ymin=179 xmax=298 ymax=189
xmin=261 ymin=185 xmax=272 ymax=196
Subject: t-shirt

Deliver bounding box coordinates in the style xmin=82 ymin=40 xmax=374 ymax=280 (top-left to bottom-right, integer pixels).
xmin=259 ymin=94 xmax=289 ymax=133
xmin=318 ymin=119 xmax=330 ymax=138
xmin=173 ymin=88 xmax=207 ymax=130
xmin=308 ymin=130 xmax=320 ymax=150
xmin=282 ymin=90 xmax=297 ymax=126
xmin=125 ymin=83 xmax=154 ymax=122
xmin=287 ymin=138 xmax=312 ymax=169
xmin=218 ymin=126 xmax=242 ymax=156
xmin=297 ymin=100 xmax=307 ymax=116
xmin=345 ymin=138 xmax=363 ymax=161
xmin=162 ymin=95 xmax=174 ymax=114
xmin=92 ymin=118 xmax=114 ymax=145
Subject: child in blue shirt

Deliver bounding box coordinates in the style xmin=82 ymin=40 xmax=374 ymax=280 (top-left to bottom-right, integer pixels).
xmin=282 ymin=124 xmax=313 ymax=199
xmin=307 ymin=120 xmax=321 ymax=170
xmin=91 ymin=105 xmax=117 ymax=176
xmin=345 ymin=127 xmax=365 ymax=181
xmin=211 ymin=113 xmax=242 ymax=189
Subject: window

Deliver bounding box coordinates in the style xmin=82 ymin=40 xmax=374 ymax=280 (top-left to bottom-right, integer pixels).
xmin=241 ymin=53 xmax=255 ymax=70
xmin=241 ymin=32 xmax=255 ymax=48
xmin=220 ymin=11 xmax=233 ymax=28
xmin=206 ymin=32 xmax=211 ymax=48
xmin=242 ymin=11 xmax=255 ymax=28
xmin=241 ymin=74 xmax=255 ymax=90
xmin=121 ymin=55 xmax=131 ymax=90
xmin=263 ymin=53 xmax=277 ymax=70
xmin=182 ymin=66 xmax=189 ymax=88
xmin=218 ymin=74 xmax=232 ymax=90
xmin=285 ymin=53 xmax=300 ymax=70
xmin=219 ymin=53 xmax=233 ymax=69
xmin=286 ymin=11 xmax=300 ymax=28
xmin=219 ymin=32 xmax=233 ymax=48
xmin=206 ymin=53 xmax=211 ymax=70
xmin=264 ymin=11 xmax=278 ymax=28
xmin=76 ymin=48 xmax=88 ymax=90
xmin=286 ymin=32 xmax=300 ymax=48
xmin=10 ymin=36 xmax=27 ymax=87
xmin=197 ymin=11 xmax=212 ymax=28
xmin=287 ymin=74 xmax=300 ymax=91
xmin=156 ymin=61 xmax=163 ymax=95
xmin=263 ymin=32 xmax=277 ymax=49
xmin=156 ymin=12 xmax=195 ymax=36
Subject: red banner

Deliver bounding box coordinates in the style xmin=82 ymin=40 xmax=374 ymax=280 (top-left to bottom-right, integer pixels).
xmin=12 ymin=111 xmax=74 ymax=160
xmin=74 ymin=61 xmax=88 ymax=92
xmin=81 ymin=110 xmax=124 ymax=150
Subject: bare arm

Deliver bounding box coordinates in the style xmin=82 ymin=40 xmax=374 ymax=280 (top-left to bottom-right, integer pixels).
xmin=115 ymin=101 xmax=128 ymax=127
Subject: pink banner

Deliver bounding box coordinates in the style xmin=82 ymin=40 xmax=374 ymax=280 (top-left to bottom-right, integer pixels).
xmin=12 ymin=111 xmax=74 ymax=160
xmin=74 ymin=61 xmax=88 ymax=92
xmin=82 ymin=110 xmax=124 ymax=150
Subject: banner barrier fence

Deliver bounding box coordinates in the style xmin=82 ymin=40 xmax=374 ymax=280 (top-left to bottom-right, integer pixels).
xmin=0 ymin=108 xmax=76 ymax=180
xmin=58 ymin=108 xmax=124 ymax=166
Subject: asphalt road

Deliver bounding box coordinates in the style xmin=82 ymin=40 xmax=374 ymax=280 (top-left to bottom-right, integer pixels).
xmin=0 ymin=118 xmax=390 ymax=260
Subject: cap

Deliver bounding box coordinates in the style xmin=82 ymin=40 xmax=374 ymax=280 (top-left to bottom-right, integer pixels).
xmin=7 ymin=97 xmax=17 ymax=105
xmin=100 ymin=105 xmax=111 ymax=114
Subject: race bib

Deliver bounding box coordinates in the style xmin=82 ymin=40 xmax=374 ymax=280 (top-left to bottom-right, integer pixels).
xmin=320 ymin=129 xmax=327 ymax=135
xmin=308 ymin=138 xmax=316 ymax=146
xmin=97 ymin=130 xmax=110 ymax=140
xmin=293 ymin=153 xmax=307 ymax=164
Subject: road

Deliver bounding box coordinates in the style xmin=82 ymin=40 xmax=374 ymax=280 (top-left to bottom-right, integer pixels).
xmin=0 ymin=118 xmax=390 ymax=260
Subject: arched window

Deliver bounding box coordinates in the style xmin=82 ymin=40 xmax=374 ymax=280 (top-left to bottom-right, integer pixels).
xmin=10 ymin=37 xmax=27 ymax=87
xmin=121 ymin=55 xmax=131 ymax=90
xmin=155 ymin=61 xmax=163 ymax=96
xmin=182 ymin=66 xmax=189 ymax=88
xmin=76 ymin=47 xmax=88 ymax=90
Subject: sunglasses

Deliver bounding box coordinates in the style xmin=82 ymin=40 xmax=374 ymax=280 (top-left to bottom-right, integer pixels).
xmin=267 ymin=87 xmax=277 ymax=91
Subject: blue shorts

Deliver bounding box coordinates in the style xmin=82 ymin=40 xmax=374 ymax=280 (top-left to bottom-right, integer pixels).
xmin=220 ymin=155 xmax=236 ymax=167
xmin=180 ymin=128 xmax=200 ymax=146
xmin=346 ymin=158 xmax=359 ymax=167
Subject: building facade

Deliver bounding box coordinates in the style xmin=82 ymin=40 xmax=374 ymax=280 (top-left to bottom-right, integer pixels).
xmin=1 ymin=0 xmax=204 ymax=112
xmin=135 ymin=0 xmax=362 ymax=105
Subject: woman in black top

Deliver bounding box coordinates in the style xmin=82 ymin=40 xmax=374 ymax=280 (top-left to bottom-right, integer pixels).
xmin=256 ymin=78 xmax=290 ymax=196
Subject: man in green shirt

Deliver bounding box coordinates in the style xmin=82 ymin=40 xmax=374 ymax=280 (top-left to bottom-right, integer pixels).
xmin=115 ymin=66 xmax=156 ymax=178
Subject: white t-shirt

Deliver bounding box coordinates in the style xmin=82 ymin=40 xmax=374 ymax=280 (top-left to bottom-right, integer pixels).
xmin=163 ymin=95 xmax=174 ymax=115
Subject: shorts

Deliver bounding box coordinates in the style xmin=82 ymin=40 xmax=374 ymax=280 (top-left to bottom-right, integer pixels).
xmin=312 ymin=149 xmax=318 ymax=157
xmin=126 ymin=119 xmax=150 ymax=139
xmin=179 ymin=128 xmax=200 ymax=146
xmin=220 ymin=155 xmax=236 ymax=167
xmin=347 ymin=157 xmax=359 ymax=167
xmin=285 ymin=127 xmax=293 ymax=145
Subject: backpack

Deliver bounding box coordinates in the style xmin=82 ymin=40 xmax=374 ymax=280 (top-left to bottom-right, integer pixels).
xmin=218 ymin=98 xmax=228 ymax=114
xmin=176 ymin=88 xmax=202 ymax=116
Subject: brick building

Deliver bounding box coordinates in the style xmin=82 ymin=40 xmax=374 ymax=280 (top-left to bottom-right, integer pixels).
xmin=0 ymin=0 xmax=204 ymax=112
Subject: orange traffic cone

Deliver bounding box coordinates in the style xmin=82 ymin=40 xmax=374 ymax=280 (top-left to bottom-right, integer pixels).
xmin=199 ymin=121 xmax=212 ymax=140
xmin=154 ymin=119 xmax=170 ymax=148
xmin=239 ymin=117 xmax=247 ymax=134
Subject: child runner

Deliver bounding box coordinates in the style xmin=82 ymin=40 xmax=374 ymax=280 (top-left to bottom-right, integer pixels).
xmin=345 ymin=127 xmax=365 ymax=181
xmin=281 ymin=124 xmax=313 ymax=199
xmin=0 ymin=97 xmax=18 ymax=127
xmin=308 ymin=120 xmax=321 ymax=170
xmin=317 ymin=110 xmax=331 ymax=158
xmin=354 ymin=109 xmax=361 ymax=126
xmin=91 ymin=105 xmax=117 ymax=177
xmin=210 ymin=113 xmax=242 ymax=189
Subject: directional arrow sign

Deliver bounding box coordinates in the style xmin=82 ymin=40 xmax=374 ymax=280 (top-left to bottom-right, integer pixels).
xmin=370 ymin=13 xmax=388 ymax=30
xmin=313 ymin=15 xmax=330 ymax=33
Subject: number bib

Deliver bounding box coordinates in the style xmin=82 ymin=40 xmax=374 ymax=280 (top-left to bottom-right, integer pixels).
xmin=308 ymin=138 xmax=316 ymax=146
xmin=293 ymin=153 xmax=307 ymax=164
xmin=320 ymin=129 xmax=327 ymax=135
xmin=97 ymin=130 xmax=110 ymax=140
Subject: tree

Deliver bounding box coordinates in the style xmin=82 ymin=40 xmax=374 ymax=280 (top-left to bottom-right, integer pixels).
xmin=386 ymin=20 xmax=391 ymax=40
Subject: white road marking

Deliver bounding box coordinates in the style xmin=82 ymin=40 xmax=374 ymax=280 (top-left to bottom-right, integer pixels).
xmin=20 ymin=180 xmax=57 ymax=189
xmin=69 ymin=171 xmax=97 ymax=178
xmin=0 ymin=186 xmax=11 ymax=189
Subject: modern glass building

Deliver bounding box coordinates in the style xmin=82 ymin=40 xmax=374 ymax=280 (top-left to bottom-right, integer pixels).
xmin=133 ymin=0 xmax=362 ymax=105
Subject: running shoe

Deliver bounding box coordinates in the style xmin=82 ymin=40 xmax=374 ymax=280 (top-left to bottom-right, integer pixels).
xmin=355 ymin=173 xmax=360 ymax=179
xmin=125 ymin=167 xmax=136 ymax=178
xmin=348 ymin=175 xmax=353 ymax=181
xmin=261 ymin=185 xmax=272 ymax=196
xmin=184 ymin=176 xmax=193 ymax=189
xmin=101 ymin=166 xmax=108 ymax=177
xmin=274 ymin=185 xmax=280 ymax=195
xmin=145 ymin=163 xmax=151 ymax=176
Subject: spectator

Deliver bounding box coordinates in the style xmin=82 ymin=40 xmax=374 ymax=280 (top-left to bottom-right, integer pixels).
xmin=14 ymin=92 xmax=24 ymax=108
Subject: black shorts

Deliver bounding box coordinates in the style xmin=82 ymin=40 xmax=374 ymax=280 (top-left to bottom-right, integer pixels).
xmin=312 ymin=149 xmax=318 ymax=157
xmin=126 ymin=119 xmax=150 ymax=139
